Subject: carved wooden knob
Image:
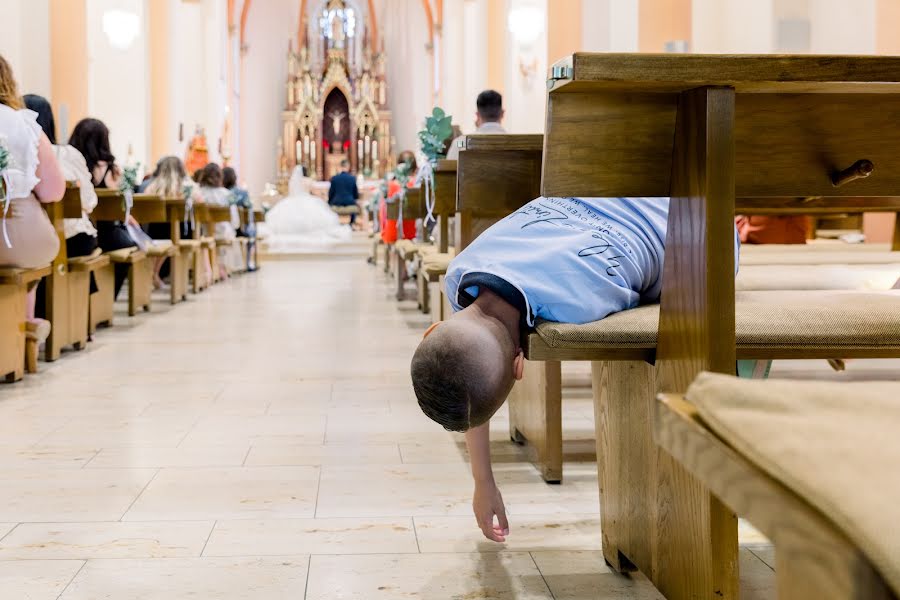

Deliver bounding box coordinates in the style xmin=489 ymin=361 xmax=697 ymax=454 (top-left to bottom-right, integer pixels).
xmin=831 ymin=160 xmax=874 ymax=187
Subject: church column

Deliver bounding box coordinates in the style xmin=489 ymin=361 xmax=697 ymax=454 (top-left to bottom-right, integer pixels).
xmin=486 ymin=0 xmax=506 ymax=94
xmin=49 ymin=0 xmax=89 ymax=134
xmin=149 ymin=0 xmax=175 ymax=162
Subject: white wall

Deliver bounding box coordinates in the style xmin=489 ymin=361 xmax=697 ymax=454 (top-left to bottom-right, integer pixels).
xmin=504 ymin=0 xmax=547 ymax=133
xmin=240 ymin=0 xmax=298 ymax=195
xmin=0 ymin=0 xmax=52 ymax=99
xmin=809 ymin=0 xmax=876 ymax=54
xmin=580 ymin=0 xmax=638 ymax=52
xmin=381 ymin=0 xmax=433 ymax=155
xmin=86 ymin=0 xmax=149 ymax=170
xmin=693 ymin=0 xmax=776 ymax=53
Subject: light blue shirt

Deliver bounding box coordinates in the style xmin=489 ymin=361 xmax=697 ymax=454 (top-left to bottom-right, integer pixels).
xmin=446 ymin=197 xmax=735 ymax=325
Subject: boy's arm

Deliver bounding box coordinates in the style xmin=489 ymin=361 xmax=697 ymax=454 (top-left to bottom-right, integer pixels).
xmin=465 ymin=421 xmax=509 ymax=542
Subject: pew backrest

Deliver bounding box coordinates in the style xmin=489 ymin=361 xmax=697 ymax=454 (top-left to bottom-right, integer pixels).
xmin=94 ymin=190 xmax=167 ymax=223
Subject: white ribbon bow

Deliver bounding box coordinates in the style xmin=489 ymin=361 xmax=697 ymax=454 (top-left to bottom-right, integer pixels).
xmin=415 ymin=161 xmax=436 ymax=228
xmin=123 ymin=188 xmax=134 ymax=223
xmin=1 ymin=171 xmax=11 ymax=248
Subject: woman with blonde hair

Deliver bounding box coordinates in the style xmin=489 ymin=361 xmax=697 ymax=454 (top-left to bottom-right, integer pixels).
xmin=143 ymin=156 xmax=206 ymax=287
xmin=0 ymin=55 xmax=66 ymax=345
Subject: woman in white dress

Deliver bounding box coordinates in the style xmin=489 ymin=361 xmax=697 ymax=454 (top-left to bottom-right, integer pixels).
xmin=260 ymin=166 xmax=351 ymax=253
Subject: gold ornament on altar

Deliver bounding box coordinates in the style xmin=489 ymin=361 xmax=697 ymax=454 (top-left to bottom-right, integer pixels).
xmin=278 ymin=0 xmax=391 ymax=188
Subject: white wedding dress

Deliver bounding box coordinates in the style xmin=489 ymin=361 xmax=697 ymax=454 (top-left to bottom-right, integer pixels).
xmin=259 ymin=167 xmax=352 ymax=253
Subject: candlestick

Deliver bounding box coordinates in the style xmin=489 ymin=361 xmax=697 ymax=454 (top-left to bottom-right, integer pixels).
xmin=295 ymin=140 xmax=302 ymax=162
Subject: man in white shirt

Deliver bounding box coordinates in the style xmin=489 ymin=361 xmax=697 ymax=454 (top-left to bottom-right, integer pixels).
xmin=446 ymin=90 xmax=506 ymax=160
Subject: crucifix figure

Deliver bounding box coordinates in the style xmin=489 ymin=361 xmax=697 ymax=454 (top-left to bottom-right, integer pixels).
xmin=327 ymin=110 xmax=347 ymax=136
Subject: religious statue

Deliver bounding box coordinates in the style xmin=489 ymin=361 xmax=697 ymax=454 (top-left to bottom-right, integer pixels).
xmin=330 ymin=13 xmax=346 ymax=49
xmin=327 ymin=110 xmax=347 ymax=136
xmin=185 ymin=126 xmax=209 ymax=176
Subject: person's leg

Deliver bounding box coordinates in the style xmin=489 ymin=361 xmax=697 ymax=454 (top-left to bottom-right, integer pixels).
xmin=97 ymin=222 xmax=138 ymax=300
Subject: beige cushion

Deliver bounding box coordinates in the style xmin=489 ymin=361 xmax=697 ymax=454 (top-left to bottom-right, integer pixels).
xmin=737 ymin=264 xmax=900 ymax=291
xmin=687 ymin=373 xmax=900 ymax=596
xmin=741 ymin=242 xmax=899 ymax=266
xmin=105 ymin=247 xmax=141 ymax=263
xmin=422 ymin=253 xmax=452 ymax=277
xmin=743 ymin=241 xmax=891 ymax=253
xmin=178 ymin=239 xmax=202 ymax=249
xmin=536 ymin=290 xmax=900 ymax=351
xmin=332 ymin=205 xmax=360 ymax=216
xmin=146 ymin=241 xmax=177 ymax=257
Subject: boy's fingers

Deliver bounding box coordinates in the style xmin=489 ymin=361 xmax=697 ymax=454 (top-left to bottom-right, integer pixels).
xmin=496 ymin=504 xmax=510 ymax=532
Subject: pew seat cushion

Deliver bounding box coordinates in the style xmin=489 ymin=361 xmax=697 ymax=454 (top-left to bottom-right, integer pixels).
xmin=534 ymin=290 xmax=900 ymax=354
xmin=146 ymin=240 xmax=177 ymax=257
xmin=421 ymin=253 xmax=453 ymax=281
xmin=686 ymin=372 xmax=900 ymax=596
xmin=0 ymin=265 xmax=52 ymax=285
xmin=68 ymin=252 xmax=110 ymax=272
xmin=332 ymin=205 xmax=360 ymax=216
xmin=736 ymin=264 xmax=900 ymax=291
xmin=106 ymin=247 xmax=144 ymax=263
xmin=394 ymin=240 xmax=425 ymax=260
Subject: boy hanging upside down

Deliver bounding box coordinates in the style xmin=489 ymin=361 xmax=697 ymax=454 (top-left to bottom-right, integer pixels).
xmin=411 ymin=196 xmax=692 ymax=542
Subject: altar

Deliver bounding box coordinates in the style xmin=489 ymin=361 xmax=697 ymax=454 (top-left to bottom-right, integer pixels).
xmin=278 ymin=0 xmax=392 ymax=188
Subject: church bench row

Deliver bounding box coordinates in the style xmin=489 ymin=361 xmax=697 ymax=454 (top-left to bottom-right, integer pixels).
xmin=657 ymin=374 xmax=899 ymax=600
xmin=393 ymin=65 xmax=900 ymax=597
xmin=535 ymin=52 xmax=900 ymax=600
xmin=0 ymin=185 xmax=264 ymax=383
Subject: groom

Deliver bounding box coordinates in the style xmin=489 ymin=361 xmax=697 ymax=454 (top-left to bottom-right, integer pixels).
xmin=328 ymin=160 xmax=359 ymax=227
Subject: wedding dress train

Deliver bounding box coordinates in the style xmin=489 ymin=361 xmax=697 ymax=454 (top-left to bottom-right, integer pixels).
xmin=259 ymin=167 xmax=352 ymax=253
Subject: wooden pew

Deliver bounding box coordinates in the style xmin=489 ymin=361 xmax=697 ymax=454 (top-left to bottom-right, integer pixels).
xmin=93 ymin=191 xmax=163 ymax=315
xmin=0 ymin=265 xmax=52 ymax=381
xmin=193 ymin=204 xmax=217 ymax=286
xmin=160 ymin=197 xmax=193 ymax=303
xmin=251 ymin=208 xmax=264 ymax=271
xmin=656 ymin=385 xmax=896 ymax=600
xmin=43 ymin=183 xmax=110 ymax=360
xmin=386 ymin=186 xmax=426 ymax=300
xmin=207 ymin=205 xmax=242 ymax=276
xmin=412 ymin=160 xmax=458 ymax=313
xmin=540 ymin=53 xmax=900 ymax=600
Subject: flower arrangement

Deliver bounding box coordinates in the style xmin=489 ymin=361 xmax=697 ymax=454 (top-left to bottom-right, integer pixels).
xmin=118 ymin=163 xmax=141 ymax=221
xmin=415 ymin=107 xmax=453 ymax=227
xmin=0 ymin=136 xmax=12 ymax=248
xmin=417 ymin=107 xmax=453 ymax=167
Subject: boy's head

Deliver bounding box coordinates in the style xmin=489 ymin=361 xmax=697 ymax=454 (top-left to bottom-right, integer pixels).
xmin=411 ymin=311 xmax=524 ymax=432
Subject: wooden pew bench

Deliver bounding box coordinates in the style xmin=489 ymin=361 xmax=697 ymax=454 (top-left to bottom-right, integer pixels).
xmin=386 ymin=187 xmax=427 ymax=301
xmin=94 ymin=190 xmax=163 ymax=315
xmin=413 ymin=160 xmax=458 ymax=315
xmin=657 ymin=373 xmax=900 ymax=599
xmin=0 ymin=265 xmax=52 ymax=380
xmin=160 ymin=197 xmax=195 ymax=301
xmin=538 ymin=52 xmax=900 ymax=600
xmin=206 ymin=205 xmax=242 ymax=277
xmin=42 ymin=183 xmax=109 ymax=360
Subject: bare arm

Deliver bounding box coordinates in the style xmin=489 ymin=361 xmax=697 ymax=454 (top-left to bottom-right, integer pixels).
xmin=466 ymin=421 xmax=509 ymax=542
xmin=33 ymin=134 xmax=65 ymax=203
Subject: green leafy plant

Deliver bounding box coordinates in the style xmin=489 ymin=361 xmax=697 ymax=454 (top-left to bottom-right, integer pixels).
xmin=118 ymin=163 xmax=140 ymax=194
xmin=417 ymin=107 xmax=453 ymax=166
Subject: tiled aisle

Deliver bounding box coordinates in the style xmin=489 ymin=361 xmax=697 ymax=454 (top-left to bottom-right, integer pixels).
xmin=0 ymin=258 xmax=782 ymax=599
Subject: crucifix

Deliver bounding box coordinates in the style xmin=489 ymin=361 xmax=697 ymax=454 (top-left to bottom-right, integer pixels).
xmin=327 ymin=110 xmax=347 ymax=136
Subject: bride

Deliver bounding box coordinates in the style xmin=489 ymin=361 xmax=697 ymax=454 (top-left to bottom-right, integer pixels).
xmin=260 ymin=166 xmax=351 ymax=252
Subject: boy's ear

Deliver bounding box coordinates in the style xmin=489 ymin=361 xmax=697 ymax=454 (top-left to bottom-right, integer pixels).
xmin=423 ymin=322 xmax=441 ymax=339
xmin=513 ymin=350 xmax=525 ymax=381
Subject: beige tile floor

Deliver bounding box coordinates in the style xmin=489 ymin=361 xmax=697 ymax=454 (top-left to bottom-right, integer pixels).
xmin=4 ymin=256 xmax=894 ymax=598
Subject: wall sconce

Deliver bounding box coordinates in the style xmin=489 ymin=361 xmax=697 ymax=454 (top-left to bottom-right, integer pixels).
xmin=507 ymin=6 xmax=545 ymax=48
xmin=102 ymin=9 xmax=141 ymax=50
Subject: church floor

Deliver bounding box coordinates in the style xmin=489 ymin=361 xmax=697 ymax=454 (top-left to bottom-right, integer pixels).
xmin=9 ymin=256 xmax=896 ymax=598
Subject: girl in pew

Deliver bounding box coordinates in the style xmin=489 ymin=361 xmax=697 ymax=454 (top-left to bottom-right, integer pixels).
xmin=0 ymin=56 xmax=66 ymax=345
xmin=196 ymin=162 xmax=242 ymax=278
xmin=143 ymin=156 xmax=207 ymax=288
xmin=380 ymin=151 xmax=419 ymax=244
xmin=23 ymin=95 xmax=99 ymax=260
xmin=68 ymin=117 xmax=140 ymax=301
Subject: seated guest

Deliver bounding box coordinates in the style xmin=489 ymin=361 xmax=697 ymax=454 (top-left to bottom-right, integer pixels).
xmin=380 ymin=151 xmax=418 ymax=244
xmin=197 ymin=163 xmax=242 ymax=277
xmin=446 ymin=90 xmax=506 ymax=161
xmin=68 ymin=117 xmax=138 ymax=301
xmin=222 ymin=166 xmax=252 ymax=236
xmin=24 ymin=95 xmax=99 ymax=260
xmin=144 ymin=156 xmax=204 ymax=288
xmin=328 ymin=160 xmax=359 ymax=227
xmin=0 ymin=56 xmax=65 ymax=345
xmin=411 ymin=196 xmax=736 ymax=543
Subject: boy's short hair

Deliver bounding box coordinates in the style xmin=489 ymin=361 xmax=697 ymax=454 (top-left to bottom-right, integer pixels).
xmin=411 ymin=336 xmax=499 ymax=432
xmin=476 ymin=90 xmax=503 ymax=122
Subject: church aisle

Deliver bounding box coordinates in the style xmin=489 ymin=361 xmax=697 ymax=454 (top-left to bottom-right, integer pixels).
xmin=0 ymin=259 xmax=770 ymax=599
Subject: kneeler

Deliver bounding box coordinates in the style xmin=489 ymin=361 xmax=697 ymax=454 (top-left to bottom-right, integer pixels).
xmin=538 ymin=53 xmax=900 ymax=600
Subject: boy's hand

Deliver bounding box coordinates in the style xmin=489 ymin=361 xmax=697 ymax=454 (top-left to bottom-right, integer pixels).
xmin=473 ymin=481 xmax=509 ymax=543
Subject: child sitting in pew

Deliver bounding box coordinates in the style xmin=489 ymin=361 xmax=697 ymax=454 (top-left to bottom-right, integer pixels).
xmin=410 ymin=196 xmax=737 ymax=543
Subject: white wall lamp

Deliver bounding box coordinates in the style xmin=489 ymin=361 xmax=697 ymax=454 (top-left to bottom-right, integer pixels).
xmin=102 ymin=9 xmax=141 ymax=51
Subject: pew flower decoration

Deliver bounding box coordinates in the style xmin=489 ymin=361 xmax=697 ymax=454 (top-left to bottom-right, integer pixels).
xmin=416 ymin=107 xmax=453 ymax=227
xmin=0 ymin=136 xmax=12 ymax=248
xmin=182 ymin=183 xmax=196 ymax=232
xmin=118 ymin=163 xmax=141 ymax=221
